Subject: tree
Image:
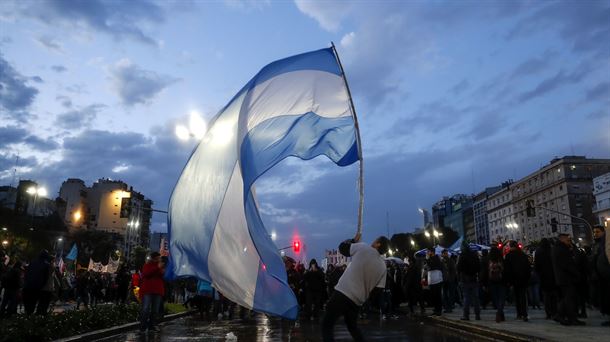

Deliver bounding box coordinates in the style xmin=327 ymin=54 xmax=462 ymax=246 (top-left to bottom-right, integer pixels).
xmin=71 ymin=230 xmax=122 ymax=265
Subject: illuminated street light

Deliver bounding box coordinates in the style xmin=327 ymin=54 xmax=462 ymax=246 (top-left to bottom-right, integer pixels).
xmin=433 ymin=230 xmax=439 ymax=238
xmin=2 ymin=240 xmax=8 ymax=246
xmin=2 ymin=227 xmax=7 ymax=231
xmin=425 ymin=231 xmax=430 ymax=238
xmin=410 ymin=239 xmax=415 ymax=246
xmin=57 ymin=237 xmax=63 ymax=242
xmin=73 ymin=211 xmax=82 ymax=221
xmin=175 ymin=111 xmax=207 ymax=141
xmin=271 ymin=231 xmax=277 ymax=241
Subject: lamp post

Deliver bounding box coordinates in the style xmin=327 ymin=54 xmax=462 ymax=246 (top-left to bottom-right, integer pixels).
xmin=26 ymin=185 xmax=47 ymax=228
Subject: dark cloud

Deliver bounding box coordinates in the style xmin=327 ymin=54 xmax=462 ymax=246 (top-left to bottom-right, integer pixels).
xmin=109 ymin=59 xmax=178 ymax=106
xmin=55 ymin=95 xmax=73 ymax=108
xmin=0 ymin=54 xmax=39 ymax=119
xmin=509 ymin=50 xmax=556 ymax=80
xmin=0 ymin=125 xmax=59 ymax=151
xmin=517 ymin=62 xmax=593 ymax=104
xmin=508 ymin=1 xmax=610 ymax=55
xmin=35 ymin=35 xmax=63 ymax=53
xmin=51 ymin=65 xmax=67 ymax=73
xmin=54 ymin=104 xmax=106 ymax=129
xmin=450 ymin=79 xmax=470 ymax=96
xmin=31 ymin=76 xmax=44 ymax=83
xmin=0 ymin=153 xmax=37 ymax=173
xmin=19 ymin=0 xmax=165 ymax=46
xmin=585 ymin=82 xmax=610 ymax=102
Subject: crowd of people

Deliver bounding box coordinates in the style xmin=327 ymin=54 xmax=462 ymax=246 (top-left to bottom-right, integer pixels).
xmin=1 ymin=225 xmax=609 ymax=337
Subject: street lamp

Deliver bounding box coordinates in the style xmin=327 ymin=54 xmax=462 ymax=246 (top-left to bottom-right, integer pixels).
xmin=2 ymin=240 xmax=8 ymax=247
xmin=176 ymin=111 xmax=207 ymax=141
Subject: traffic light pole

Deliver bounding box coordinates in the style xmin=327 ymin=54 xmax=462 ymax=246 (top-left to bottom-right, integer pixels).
xmin=531 ymin=205 xmax=593 ymax=232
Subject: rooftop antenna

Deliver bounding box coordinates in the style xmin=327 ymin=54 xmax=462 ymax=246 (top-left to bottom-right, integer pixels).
xmin=386 ymin=211 xmax=390 ymax=237
xmin=9 ymin=153 xmax=19 ymax=187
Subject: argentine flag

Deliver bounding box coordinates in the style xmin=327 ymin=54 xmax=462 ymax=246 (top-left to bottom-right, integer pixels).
xmin=167 ymin=47 xmax=360 ymax=319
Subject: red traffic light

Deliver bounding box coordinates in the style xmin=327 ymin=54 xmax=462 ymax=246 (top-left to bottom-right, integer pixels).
xmin=497 ymin=243 xmax=503 ymax=249
xmin=518 ymin=243 xmax=523 ymax=249
xmin=293 ymin=240 xmax=300 ymax=253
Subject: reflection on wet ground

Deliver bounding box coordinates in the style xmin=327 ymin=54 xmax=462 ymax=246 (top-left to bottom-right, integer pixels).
xmin=99 ymin=314 xmax=471 ymax=342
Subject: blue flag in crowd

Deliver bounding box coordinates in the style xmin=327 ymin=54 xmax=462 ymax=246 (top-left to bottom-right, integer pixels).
xmin=167 ymin=47 xmax=360 ymax=319
xmin=65 ymin=243 xmax=78 ymax=261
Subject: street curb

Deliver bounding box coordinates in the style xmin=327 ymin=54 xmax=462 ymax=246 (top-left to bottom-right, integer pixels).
xmin=54 ymin=310 xmax=196 ymax=342
xmin=423 ymin=316 xmax=547 ymax=342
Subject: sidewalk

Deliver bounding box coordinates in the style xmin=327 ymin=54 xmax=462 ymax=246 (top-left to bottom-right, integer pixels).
xmin=427 ymin=306 xmax=609 ymax=342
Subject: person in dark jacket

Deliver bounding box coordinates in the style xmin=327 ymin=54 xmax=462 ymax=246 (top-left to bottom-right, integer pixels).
xmin=401 ymin=256 xmax=424 ymax=316
xmin=22 ymin=250 xmax=51 ymax=315
xmin=488 ymin=247 xmax=506 ymax=323
xmin=534 ymin=238 xmax=558 ymax=320
xmin=303 ymin=258 xmax=326 ymax=320
xmin=574 ymin=246 xmax=589 ymax=318
xmin=503 ymin=241 xmax=530 ymax=321
xmin=441 ymin=249 xmax=456 ymax=313
xmin=591 ymin=225 xmax=610 ymax=326
xmin=0 ymin=261 xmax=23 ymax=317
xmin=457 ymin=245 xmax=481 ymax=321
xmin=425 ymin=248 xmax=443 ymax=316
xmin=552 ymin=233 xmax=584 ymax=326
xmin=478 ymin=249 xmax=490 ymax=309
xmin=139 ymin=252 xmax=165 ymax=332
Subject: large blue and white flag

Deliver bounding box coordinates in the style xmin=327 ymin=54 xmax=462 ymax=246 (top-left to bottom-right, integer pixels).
xmin=167 ymin=47 xmax=361 ymax=319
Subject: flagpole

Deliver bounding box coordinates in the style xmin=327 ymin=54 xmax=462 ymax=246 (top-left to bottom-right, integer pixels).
xmin=330 ymin=42 xmax=364 ymax=236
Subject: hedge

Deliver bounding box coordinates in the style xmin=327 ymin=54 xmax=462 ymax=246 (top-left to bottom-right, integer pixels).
xmin=1 ymin=304 xmax=141 ymax=342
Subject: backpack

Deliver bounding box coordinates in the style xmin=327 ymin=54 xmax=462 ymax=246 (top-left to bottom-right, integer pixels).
xmin=489 ymin=261 xmax=503 ymax=282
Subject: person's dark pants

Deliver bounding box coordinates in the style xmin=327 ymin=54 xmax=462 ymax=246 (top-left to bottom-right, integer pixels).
xmin=442 ymin=281 xmax=455 ymax=311
xmin=36 ymin=291 xmax=52 ymax=315
xmin=322 ymin=291 xmax=363 ymax=342
xmin=541 ymin=289 xmax=558 ymax=319
xmin=489 ymin=283 xmax=506 ymax=315
xmin=0 ymin=288 xmax=18 ymax=316
xmin=461 ymin=281 xmax=480 ymax=318
xmin=305 ymin=290 xmax=323 ymax=318
xmin=513 ymin=286 xmax=528 ymax=319
xmin=140 ymin=294 xmax=163 ymax=331
xmin=558 ymin=285 xmax=577 ymax=322
xmin=22 ymin=288 xmax=41 ymax=315
xmin=429 ymin=283 xmax=443 ymax=314
xmin=599 ymin=279 xmax=610 ymax=316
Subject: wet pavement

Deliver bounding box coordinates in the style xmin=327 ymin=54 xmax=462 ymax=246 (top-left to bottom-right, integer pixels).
xmin=98 ymin=314 xmax=472 ymax=342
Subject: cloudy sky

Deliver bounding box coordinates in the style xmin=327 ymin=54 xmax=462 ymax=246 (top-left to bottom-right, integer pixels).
xmin=1 ymin=0 xmax=608 ymax=261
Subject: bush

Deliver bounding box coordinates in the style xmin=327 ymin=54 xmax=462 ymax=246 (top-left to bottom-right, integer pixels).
xmin=1 ymin=304 xmax=140 ymax=342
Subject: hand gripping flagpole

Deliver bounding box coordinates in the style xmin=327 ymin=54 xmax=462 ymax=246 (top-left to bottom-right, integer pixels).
xmin=331 ymin=42 xmax=364 ymax=236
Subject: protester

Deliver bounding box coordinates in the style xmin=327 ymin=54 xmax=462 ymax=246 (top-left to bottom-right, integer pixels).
xmin=457 ymin=244 xmax=480 ymax=321
xmin=139 ymin=252 xmax=165 ymax=333
xmin=527 ymin=256 xmax=541 ymax=310
xmin=38 ymin=259 xmax=60 ymax=315
xmin=22 ymin=250 xmax=51 ymax=315
xmin=488 ymin=246 xmax=506 ymax=322
xmin=552 ymin=233 xmax=584 ymax=326
xmin=425 ymin=247 xmax=444 ymax=316
xmin=503 ymin=241 xmax=530 ymax=321
xmin=441 ymin=249 xmax=456 ymax=313
xmin=591 ymin=225 xmax=610 ymax=326
xmin=534 ymin=238 xmax=558 ymax=320
xmin=0 ymin=260 xmax=22 ymax=317
xmin=303 ymin=258 xmax=326 ymax=320
xmin=402 ymin=256 xmax=424 ymax=316
xmin=322 ymin=233 xmax=388 ymax=342
xmin=478 ymin=249 xmax=490 ymax=309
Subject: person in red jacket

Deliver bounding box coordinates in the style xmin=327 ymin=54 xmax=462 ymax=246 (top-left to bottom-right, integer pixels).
xmin=139 ymin=252 xmax=165 ymax=333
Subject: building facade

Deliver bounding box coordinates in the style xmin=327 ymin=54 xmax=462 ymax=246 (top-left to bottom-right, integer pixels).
xmin=473 ymin=186 xmax=502 ymax=245
xmin=58 ymin=178 xmax=153 ymax=251
xmin=509 ymin=156 xmax=610 ymax=244
xmin=592 ymin=172 xmax=610 ymax=229
xmin=432 ymin=194 xmax=474 ymax=239
xmin=487 ymin=181 xmax=518 ymax=243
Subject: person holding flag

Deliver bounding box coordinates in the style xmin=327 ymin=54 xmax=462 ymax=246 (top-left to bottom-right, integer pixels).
xmin=322 ymin=233 xmax=389 ymax=341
